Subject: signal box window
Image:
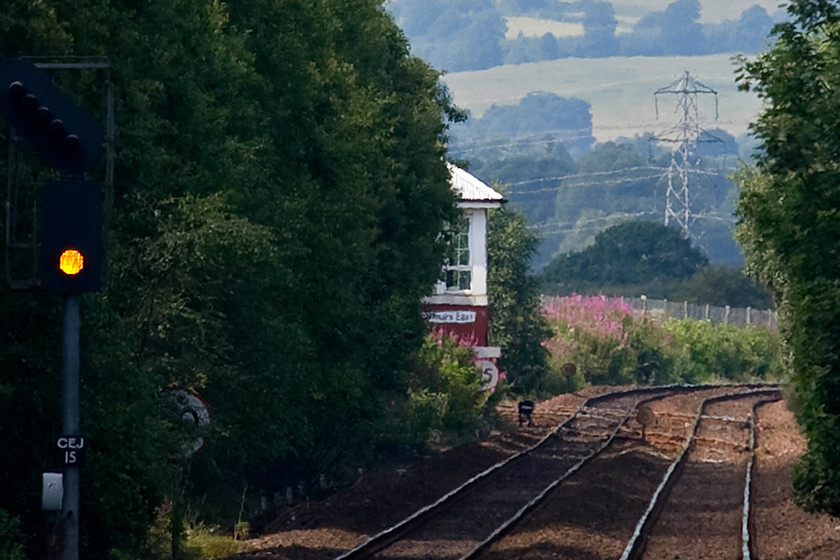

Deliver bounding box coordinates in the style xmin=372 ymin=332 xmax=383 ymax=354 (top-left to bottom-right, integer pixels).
xmin=443 ymin=219 xmax=471 ymax=292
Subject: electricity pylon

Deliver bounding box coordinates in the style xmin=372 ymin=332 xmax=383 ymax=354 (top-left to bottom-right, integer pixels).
xmin=653 ymin=71 xmax=718 ymax=238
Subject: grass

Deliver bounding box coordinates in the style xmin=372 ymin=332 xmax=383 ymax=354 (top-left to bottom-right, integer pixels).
xmin=183 ymin=524 xmax=253 ymax=560
xmin=442 ymin=53 xmax=763 ymax=143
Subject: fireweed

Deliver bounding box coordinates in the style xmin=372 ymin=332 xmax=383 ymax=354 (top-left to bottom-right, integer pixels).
xmin=541 ymin=295 xmax=783 ymax=389
xmin=542 ymin=294 xmax=656 ymax=386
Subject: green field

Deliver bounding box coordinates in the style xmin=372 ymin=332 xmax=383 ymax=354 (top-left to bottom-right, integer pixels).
xmin=442 ymin=53 xmax=763 ymax=143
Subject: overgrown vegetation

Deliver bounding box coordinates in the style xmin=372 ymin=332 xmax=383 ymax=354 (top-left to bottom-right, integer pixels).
xmin=0 ymin=509 xmax=25 ymax=560
xmin=540 ymin=295 xmax=783 ymax=392
xmin=734 ymin=0 xmax=840 ymax=517
xmin=487 ymin=200 xmax=553 ymax=397
xmin=412 ymin=331 xmax=488 ymax=441
xmin=0 ymin=1 xmax=475 ymax=558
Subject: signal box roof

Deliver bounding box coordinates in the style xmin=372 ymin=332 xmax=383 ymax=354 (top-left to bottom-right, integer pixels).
xmin=447 ymin=163 xmax=505 ymax=206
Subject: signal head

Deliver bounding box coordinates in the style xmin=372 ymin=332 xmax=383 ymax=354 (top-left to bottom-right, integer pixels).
xmin=0 ymin=58 xmax=105 ymax=174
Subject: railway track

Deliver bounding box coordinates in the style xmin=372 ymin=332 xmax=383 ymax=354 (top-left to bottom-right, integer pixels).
xmin=618 ymin=390 xmax=780 ymax=560
xmin=334 ymin=384 xmax=777 ymax=560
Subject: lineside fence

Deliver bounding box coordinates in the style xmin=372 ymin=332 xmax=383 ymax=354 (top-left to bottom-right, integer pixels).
xmin=620 ymin=296 xmax=778 ymax=329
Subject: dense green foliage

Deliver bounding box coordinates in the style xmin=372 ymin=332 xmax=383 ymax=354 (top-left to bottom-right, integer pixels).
xmin=540 ymin=220 xmax=771 ymax=306
xmin=669 ymin=265 xmax=774 ymax=309
xmin=412 ymin=331 xmax=486 ymax=441
xmin=0 ymin=510 xmax=25 ymax=560
xmin=662 ymin=319 xmax=782 ymax=383
xmin=541 ymin=221 xmax=709 ymax=292
xmin=487 ymin=201 xmax=552 ymax=396
xmin=734 ymin=0 xmax=840 ymax=517
xmin=0 ymin=1 xmax=470 ymax=557
xmin=542 ymin=295 xmax=783 ymax=390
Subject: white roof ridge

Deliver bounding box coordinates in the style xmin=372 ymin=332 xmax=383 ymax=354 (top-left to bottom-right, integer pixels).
xmin=447 ymin=163 xmax=504 ymax=202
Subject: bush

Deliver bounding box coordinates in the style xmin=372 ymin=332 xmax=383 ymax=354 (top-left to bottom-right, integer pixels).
xmin=400 ymin=330 xmax=488 ymax=445
xmin=0 ymin=509 xmax=24 ymax=560
xmin=542 ymin=294 xmax=677 ymax=386
xmin=541 ymin=295 xmax=783 ymax=388
xmin=663 ymin=320 xmax=784 ymax=383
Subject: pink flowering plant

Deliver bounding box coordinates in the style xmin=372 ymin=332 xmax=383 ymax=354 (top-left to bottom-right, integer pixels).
xmin=540 ymin=294 xmax=784 ymax=389
xmin=542 ymin=295 xmax=676 ymax=387
xmin=402 ymin=329 xmax=486 ymax=444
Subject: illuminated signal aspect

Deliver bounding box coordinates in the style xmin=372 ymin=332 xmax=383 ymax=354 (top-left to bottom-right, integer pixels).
xmin=40 ymin=179 xmax=103 ymax=294
xmin=59 ymin=249 xmax=84 ymax=275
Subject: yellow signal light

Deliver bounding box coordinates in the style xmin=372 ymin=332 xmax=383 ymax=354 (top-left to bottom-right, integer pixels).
xmin=59 ymin=249 xmax=84 ymax=275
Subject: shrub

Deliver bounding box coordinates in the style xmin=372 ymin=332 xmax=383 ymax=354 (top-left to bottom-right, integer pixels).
xmin=402 ymin=330 xmax=488 ymax=444
xmin=542 ymin=294 xmax=676 ymax=386
xmin=541 ymin=294 xmax=783 ymax=389
xmin=0 ymin=509 xmax=25 ymax=560
xmin=663 ymin=319 xmax=784 ymax=383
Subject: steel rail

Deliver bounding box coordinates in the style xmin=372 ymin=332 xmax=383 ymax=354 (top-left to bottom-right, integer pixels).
xmin=332 ymin=384 xmax=778 ymax=560
xmin=333 ymin=385 xmax=671 ymax=560
xmin=741 ymin=396 xmax=780 ymax=560
xmin=334 ymin=384 xmax=732 ymax=560
xmin=332 ymin=398 xmax=589 ymax=560
xmin=461 ymin=384 xmax=750 ymax=560
xmin=617 ymin=387 xmax=781 ymax=560
xmin=461 ymin=399 xmax=636 ymax=560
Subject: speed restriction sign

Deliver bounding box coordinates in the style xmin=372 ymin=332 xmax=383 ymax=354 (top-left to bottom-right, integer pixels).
xmin=169 ymin=390 xmax=210 ymax=455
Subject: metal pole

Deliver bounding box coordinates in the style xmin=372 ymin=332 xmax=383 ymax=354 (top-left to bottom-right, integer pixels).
xmin=62 ymin=294 xmax=80 ymax=560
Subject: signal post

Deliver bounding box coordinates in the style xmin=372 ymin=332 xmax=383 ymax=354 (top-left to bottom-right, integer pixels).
xmin=0 ymin=58 xmax=105 ymax=560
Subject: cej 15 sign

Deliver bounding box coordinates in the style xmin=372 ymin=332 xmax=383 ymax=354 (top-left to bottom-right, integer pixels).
xmin=56 ymin=435 xmax=85 ymax=466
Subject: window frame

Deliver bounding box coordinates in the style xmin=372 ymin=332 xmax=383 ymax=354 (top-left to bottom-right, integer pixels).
xmin=442 ymin=216 xmax=472 ymax=293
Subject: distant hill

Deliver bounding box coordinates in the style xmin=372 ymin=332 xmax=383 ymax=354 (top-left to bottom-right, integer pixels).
xmin=387 ymin=0 xmax=781 ymax=270
xmin=388 ymin=0 xmax=782 ymax=72
xmin=441 ymin=58 xmax=752 ymax=270
xmin=442 ymin=53 xmax=759 ymax=144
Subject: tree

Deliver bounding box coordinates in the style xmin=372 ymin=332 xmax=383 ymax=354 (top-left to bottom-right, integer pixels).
xmin=670 ymin=265 xmax=774 ymax=309
xmin=659 ymin=0 xmax=707 ymax=55
xmin=391 ymin=0 xmax=506 ymax=72
xmin=487 ymin=201 xmax=552 ymax=395
xmin=622 ymin=0 xmax=707 ymax=56
xmin=541 ymin=220 xmax=708 ymax=290
xmin=451 ymin=92 xmax=596 ymax=158
xmin=577 ymin=0 xmax=619 ymax=57
xmin=705 ymin=6 xmax=774 ymax=54
xmin=734 ymin=0 xmax=840 ymax=517
xmin=577 ymin=141 xmax=646 ymax=173
xmin=0 ymin=0 xmax=462 ymax=556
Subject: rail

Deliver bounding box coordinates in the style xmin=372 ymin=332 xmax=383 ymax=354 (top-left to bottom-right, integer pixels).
xmin=618 ymin=387 xmax=781 ymax=560
xmin=334 ymin=385 xmax=673 ymax=560
xmin=333 ymin=384 xmax=773 ymax=560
